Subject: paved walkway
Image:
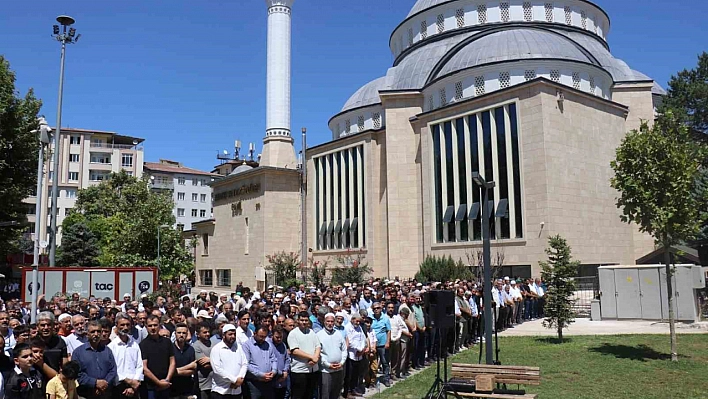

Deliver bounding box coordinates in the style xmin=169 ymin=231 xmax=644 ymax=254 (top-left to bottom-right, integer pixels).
xmin=498 ymin=317 xmax=708 ymax=336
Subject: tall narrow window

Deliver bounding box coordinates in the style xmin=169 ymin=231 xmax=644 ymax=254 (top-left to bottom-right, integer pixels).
xmin=524 ymin=69 xmax=536 ymax=81
xmin=545 ymin=3 xmax=553 ymax=22
xmin=428 ymin=95 xmax=434 ymax=111
xmin=581 ymin=10 xmax=587 ymax=29
xmin=456 ymin=8 xmax=465 ymax=28
xmin=437 ymin=14 xmax=445 ymax=33
xmin=477 ymin=4 xmax=487 ymax=24
xmin=523 ymin=2 xmax=532 ymax=21
xmin=408 ymin=27 xmax=414 ymax=46
xmin=499 ymin=72 xmax=510 ymax=89
xmin=455 ymin=81 xmax=464 ymax=100
xmin=357 ymin=115 xmax=365 ymax=132
xmin=500 ymin=2 xmax=510 ymax=22
xmin=572 ymin=72 xmax=581 ymax=89
xmin=420 ymin=20 xmax=427 ymax=39
xmin=564 ymin=6 xmax=572 ymax=25
xmin=589 ymin=76 xmax=596 ymax=94
xmin=245 ymin=217 xmax=249 ymax=254
xmin=344 ymin=119 xmax=351 ymax=134
xmin=373 ymin=112 xmax=381 ymax=129
xmin=440 ymin=88 xmax=447 ymax=106
xmin=202 ymin=233 xmax=209 ymax=255
xmin=550 ymin=69 xmax=560 ymax=82
xmin=475 ymin=76 xmax=485 ymax=96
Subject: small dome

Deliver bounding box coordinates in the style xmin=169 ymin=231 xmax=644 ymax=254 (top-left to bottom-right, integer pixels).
xmin=341 ymin=76 xmax=389 ymax=112
xmin=229 ymin=162 xmax=253 ymax=176
xmin=434 ymin=29 xmax=595 ymax=80
xmin=407 ymin=0 xmax=447 ymax=18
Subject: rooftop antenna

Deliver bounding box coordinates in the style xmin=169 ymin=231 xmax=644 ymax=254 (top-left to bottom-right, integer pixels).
xmin=234 ymin=140 xmax=241 ymax=160
xmin=249 ymin=143 xmax=255 ymax=161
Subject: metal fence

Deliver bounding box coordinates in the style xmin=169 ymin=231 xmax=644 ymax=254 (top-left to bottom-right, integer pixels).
xmin=571 ymin=275 xmax=599 ymax=318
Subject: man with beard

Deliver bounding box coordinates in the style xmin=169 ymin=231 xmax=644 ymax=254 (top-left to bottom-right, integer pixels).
xmin=171 ymin=323 xmax=196 ymax=398
xmin=210 ymin=324 xmax=247 ymax=399
xmin=72 ymin=320 xmax=117 ymax=399
xmin=317 ymin=313 xmax=347 ymax=399
xmin=36 ymin=312 xmax=67 ymax=379
xmin=242 ymin=325 xmax=277 ymax=399
xmin=108 ymin=313 xmax=143 ymax=399
xmin=0 ymin=311 xmax=15 ymax=355
xmin=288 ymin=311 xmax=321 ymax=399
xmin=140 ymin=314 xmax=175 ymax=399
xmin=193 ymin=323 xmax=214 ymax=399
xmin=268 ymin=325 xmax=290 ymax=399
xmin=65 ymin=315 xmax=88 ymax=358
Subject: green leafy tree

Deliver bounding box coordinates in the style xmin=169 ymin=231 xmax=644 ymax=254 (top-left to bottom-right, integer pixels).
xmin=331 ymin=251 xmax=372 ymax=286
xmin=611 ymin=112 xmax=708 ymax=361
xmin=0 ymin=56 xmax=42 ymax=255
xmin=266 ymin=251 xmax=300 ymax=289
xmin=306 ymin=256 xmax=329 ymax=288
xmin=539 ymin=235 xmax=579 ymax=341
xmin=57 ymin=222 xmax=100 ymax=266
xmin=659 ymin=52 xmax=708 ymax=133
xmin=415 ymin=255 xmax=472 ymax=283
xmin=61 ymin=171 xmax=193 ymax=280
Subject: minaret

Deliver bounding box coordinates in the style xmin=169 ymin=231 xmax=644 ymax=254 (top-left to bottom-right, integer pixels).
xmin=261 ymin=0 xmax=297 ymax=168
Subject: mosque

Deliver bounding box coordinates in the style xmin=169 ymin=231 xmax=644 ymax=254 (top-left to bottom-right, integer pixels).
xmin=193 ymin=0 xmax=665 ymax=291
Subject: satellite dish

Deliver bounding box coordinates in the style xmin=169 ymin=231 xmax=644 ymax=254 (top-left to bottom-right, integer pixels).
xmin=40 ymin=241 xmax=48 ymax=249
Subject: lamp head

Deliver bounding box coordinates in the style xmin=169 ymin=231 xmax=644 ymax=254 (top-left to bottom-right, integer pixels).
xmin=56 ymin=15 xmax=75 ymax=26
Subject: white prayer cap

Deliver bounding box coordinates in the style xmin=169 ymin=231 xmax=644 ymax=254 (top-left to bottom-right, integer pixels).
xmin=222 ymin=324 xmax=236 ymax=333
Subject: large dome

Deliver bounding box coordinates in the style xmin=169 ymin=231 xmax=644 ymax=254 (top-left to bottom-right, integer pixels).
xmin=407 ymin=0 xmax=448 ymax=18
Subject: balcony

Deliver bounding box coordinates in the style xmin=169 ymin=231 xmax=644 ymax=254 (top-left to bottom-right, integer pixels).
xmin=150 ymin=181 xmax=174 ymax=190
xmin=90 ymin=142 xmax=140 ymax=150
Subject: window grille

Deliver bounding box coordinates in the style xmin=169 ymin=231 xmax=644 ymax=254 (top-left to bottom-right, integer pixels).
xmin=345 ymin=120 xmax=351 ymax=134
xmin=478 ymin=4 xmax=487 ymax=24
xmin=524 ymin=69 xmax=536 ymax=81
xmin=420 ymin=20 xmax=428 ymax=39
xmin=581 ymin=10 xmax=587 ymax=29
xmin=437 ymin=14 xmax=445 ymax=33
xmin=373 ymin=112 xmax=381 ymax=129
xmin=440 ymin=88 xmax=447 ymax=106
xmin=523 ymin=2 xmax=532 ymax=21
xmin=499 ymin=72 xmax=510 ymax=89
xmin=500 ymin=2 xmax=510 ymax=22
xmin=572 ymin=72 xmax=581 ymax=89
xmin=475 ymin=76 xmax=485 ymax=96
xmin=550 ymin=69 xmax=560 ymax=82
xmin=455 ymin=81 xmax=464 ymax=100
xmin=358 ymin=115 xmax=365 ymax=132
xmin=408 ymin=28 xmax=414 ymax=46
xmin=456 ymin=8 xmax=465 ymax=28
xmin=428 ymin=95 xmax=434 ymax=111
xmin=564 ymin=6 xmax=571 ymax=25
xmin=545 ymin=3 xmax=554 ymax=22
xmin=589 ymin=76 xmax=596 ymax=94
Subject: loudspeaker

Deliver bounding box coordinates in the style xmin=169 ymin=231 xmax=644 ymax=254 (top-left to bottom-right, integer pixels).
xmin=424 ymin=290 xmax=455 ymax=329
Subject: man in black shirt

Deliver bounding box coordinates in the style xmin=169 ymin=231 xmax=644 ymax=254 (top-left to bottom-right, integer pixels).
xmin=140 ymin=314 xmax=175 ymax=399
xmin=171 ymin=323 xmax=196 ymax=398
xmin=37 ymin=311 xmax=67 ymax=379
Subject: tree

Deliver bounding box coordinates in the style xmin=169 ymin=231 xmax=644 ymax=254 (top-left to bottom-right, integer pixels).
xmin=0 ymin=56 xmax=42 ymax=256
xmin=539 ymin=235 xmax=579 ymax=341
xmin=266 ymin=251 xmax=300 ymax=289
xmin=331 ymin=251 xmax=372 ymax=286
xmin=61 ymin=171 xmax=193 ymax=280
xmin=415 ymin=255 xmax=472 ymax=283
xmin=306 ymin=257 xmax=329 ymax=288
xmin=57 ymin=222 xmax=99 ymax=266
xmin=659 ymin=52 xmax=708 ymax=133
xmin=610 ymin=112 xmax=708 ymax=361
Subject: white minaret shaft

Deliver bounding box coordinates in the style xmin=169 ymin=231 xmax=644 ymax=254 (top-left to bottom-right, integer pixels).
xmin=261 ymin=0 xmax=297 ymax=168
xmin=265 ymin=0 xmax=293 ymax=138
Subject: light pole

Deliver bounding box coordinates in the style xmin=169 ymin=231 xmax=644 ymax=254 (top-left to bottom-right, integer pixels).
xmin=48 ymin=15 xmax=80 ymax=266
xmin=157 ymin=224 xmax=170 ymax=269
xmin=472 ymin=172 xmax=495 ymax=365
xmin=300 ymin=127 xmax=307 ymax=275
xmin=30 ymin=118 xmax=52 ymax=323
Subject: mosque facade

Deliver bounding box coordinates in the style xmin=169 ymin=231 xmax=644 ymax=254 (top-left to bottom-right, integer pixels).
xmin=194 ymin=0 xmax=664 ymax=291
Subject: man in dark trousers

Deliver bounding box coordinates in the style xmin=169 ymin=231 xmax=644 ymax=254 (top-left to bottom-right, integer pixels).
xmin=171 ymin=323 xmax=196 ymax=399
xmin=72 ymin=320 xmax=117 ymax=399
xmin=140 ymin=314 xmax=175 ymax=399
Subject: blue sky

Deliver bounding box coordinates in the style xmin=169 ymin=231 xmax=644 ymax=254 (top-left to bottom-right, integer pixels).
xmin=2 ymin=0 xmax=705 ymax=172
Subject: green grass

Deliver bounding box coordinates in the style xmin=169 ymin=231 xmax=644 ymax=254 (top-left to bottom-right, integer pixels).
xmin=371 ymin=334 xmax=708 ymax=399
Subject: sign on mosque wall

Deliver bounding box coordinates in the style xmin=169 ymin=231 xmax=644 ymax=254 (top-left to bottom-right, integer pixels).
xmin=214 ymin=183 xmax=261 ymax=202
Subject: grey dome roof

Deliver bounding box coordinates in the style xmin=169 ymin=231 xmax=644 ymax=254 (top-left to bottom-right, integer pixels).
xmin=229 ymin=163 xmax=253 ymax=175
xmin=434 ymin=29 xmax=595 ymax=80
xmin=407 ymin=0 xmax=448 ymax=18
xmin=341 ymin=76 xmax=389 ymax=112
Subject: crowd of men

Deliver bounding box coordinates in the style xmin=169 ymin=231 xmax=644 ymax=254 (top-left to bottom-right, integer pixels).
xmin=0 ymin=276 xmax=546 ymax=399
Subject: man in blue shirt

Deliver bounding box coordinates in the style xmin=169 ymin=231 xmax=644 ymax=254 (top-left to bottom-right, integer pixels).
xmin=72 ymin=320 xmax=117 ymax=399
xmin=267 ymin=325 xmax=290 ymax=399
xmin=242 ymin=325 xmax=278 ymax=399
xmin=370 ymin=302 xmax=391 ymax=387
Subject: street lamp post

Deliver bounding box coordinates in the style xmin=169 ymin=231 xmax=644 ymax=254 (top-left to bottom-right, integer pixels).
xmin=157 ymin=224 xmax=170 ymax=269
xmin=48 ymin=15 xmax=80 ymax=267
xmin=472 ymin=172 xmax=495 ymax=365
xmin=30 ymin=118 xmax=52 ymax=323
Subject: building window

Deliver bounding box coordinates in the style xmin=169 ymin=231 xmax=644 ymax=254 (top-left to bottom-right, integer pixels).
xmin=437 ymin=14 xmax=445 ymax=33
xmin=499 ymin=72 xmax=510 ymax=89
xmin=89 ymin=171 xmax=108 ymax=181
xmin=564 ymin=6 xmax=572 ymax=25
xmin=216 ymin=269 xmax=230 ymax=287
xmin=358 ymin=115 xmax=365 ymax=132
xmin=49 ymin=171 xmax=54 ymax=181
xmin=69 ymin=136 xmax=81 ymax=145
xmin=430 ymin=104 xmax=523 ymax=243
xmin=177 ymin=208 xmax=185 ymax=217
xmin=524 ymin=69 xmax=536 ymax=81
xmin=581 ymin=10 xmax=587 ymax=29
xmin=440 ymin=88 xmax=447 ymax=106
xmin=90 ymin=154 xmax=111 ymax=164
xmin=475 ymin=76 xmax=485 ymax=96
xmin=336 ymin=123 xmax=341 ymax=135
xmin=66 ymin=189 xmax=77 ymax=199
xmin=456 ymin=8 xmax=465 ymax=27
xmin=428 ymin=95 xmax=434 ymax=111
xmin=572 ymin=72 xmax=581 ymax=89
xmin=344 ymin=119 xmax=351 ymax=134
xmin=69 ymin=172 xmax=79 ymax=181
xmin=65 ymin=207 xmax=72 ymax=216
xmin=408 ymin=27 xmax=414 ymax=46
xmin=245 ymin=217 xmax=250 ymax=254
xmin=420 ymin=20 xmax=427 ymax=39
xmin=589 ymin=76 xmax=596 ymax=94
xmin=477 ymin=4 xmax=487 ymax=24
xmin=313 ymin=145 xmax=365 ymax=250
xmin=550 ymin=69 xmax=560 ymax=82
xmin=178 ymin=177 xmax=186 ymax=185
xmin=121 ymin=153 xmax=133 ymax=167
xmin=455 ymin=81 xmax=463 ymax=100
xmin=191 ymin=209 xmax=198 ymax=217
xmin=500 ymin=2 xmax=510 ymax=22
xmin=202 ymin=233 xmax=209 ymax=255
xmin=200 ymin=194 xmax=207 ymax=203
xmin=192 ymin=193 xmax=198 ymax=202
xmin=192 ymin=178 xmax=198 ymax=186
xmin=373 ymin=112 xmax=381 ymax=129
xmin=523 ymin=2 xmax=532 ymax=21
xmin=69 ymin=154 xmax=80 ymax=163
xmin=178 ymin=192 xmax=185 ymax=201
xmin=199 ymin=270 xmax=213 ymax=286
xmin=200 ymin=209 xmax=206 ymax=217
xmin=545 ymin=3 xmax=553 ymax=22
xmin=176 ymin=223 xmax=184 ymax=231
xmin=27 ymin=205 xmax=36 ymax=215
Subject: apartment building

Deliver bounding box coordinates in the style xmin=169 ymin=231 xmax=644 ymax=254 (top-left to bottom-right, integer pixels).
xmin=23 ymin=128 xmax=145 ymax=247
xmin=144 ymin=160 xmax=220 ymax=230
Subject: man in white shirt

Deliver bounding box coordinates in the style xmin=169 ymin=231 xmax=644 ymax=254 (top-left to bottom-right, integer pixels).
xmin=108 ymin=312 xmax=144 ymax=399
xmin=510 ymin=281 xmax=524 ymax=324
xmin=344 ymin=315 xmax=366 ymax=397
xmin=387 ymin=303 xmax=410 ymax=380
xmin=235 ymin=310 xmax=253 ymax=346
xmin=210 ymin=324 xmax=247 ymax=399
xmin=65 ymin=314 xmax=88 ymax=357
xmin=532 ymin=278 xmax=545 ymax=318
